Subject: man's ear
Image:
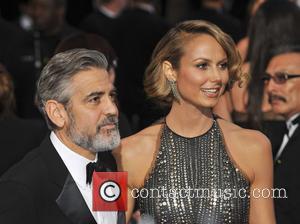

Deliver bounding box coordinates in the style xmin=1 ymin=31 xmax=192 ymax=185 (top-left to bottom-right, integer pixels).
xmin=44 ymin=100 xmax=68 ymax=128
xmin=162 ymin=61 xmax=177 ymax=82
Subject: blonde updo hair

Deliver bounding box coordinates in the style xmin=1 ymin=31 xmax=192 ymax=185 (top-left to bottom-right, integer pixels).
xmin=144 ymin=20 xmax=242 ymax=107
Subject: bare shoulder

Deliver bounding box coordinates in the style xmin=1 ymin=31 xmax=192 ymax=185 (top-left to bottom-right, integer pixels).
xmin=113 ymin=123 xmax=162 ymax=159
xmin=112 ymin=123 xmax=163 ymax=187
xmin=217 ymin=119 xmax=272 ymax=182
xmin=218 ymin=118 xmax=271 ymax=150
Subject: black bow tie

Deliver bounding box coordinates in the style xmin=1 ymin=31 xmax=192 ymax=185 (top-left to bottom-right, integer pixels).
xmin=291 ymin=115 xmax=300 ymax=125
xmin=284 ymin=115 xmax=300 ymax=137
xmin=86 ymin=161 xmax=106 ymax=185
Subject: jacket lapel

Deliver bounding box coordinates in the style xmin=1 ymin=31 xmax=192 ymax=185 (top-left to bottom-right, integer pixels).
xmin=56 ymin=174 xmax=96 ymax=224
xmin=286 ymin=125 xmax=300 ymax=147
xmin=39 ymin=137 xmax=97 ymax=224
xmin=276 ymin=126 xmax=300 ymax=165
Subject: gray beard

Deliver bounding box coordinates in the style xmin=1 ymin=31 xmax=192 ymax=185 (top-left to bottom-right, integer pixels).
xmin=67 ymin=114 xmax=121 ymax=153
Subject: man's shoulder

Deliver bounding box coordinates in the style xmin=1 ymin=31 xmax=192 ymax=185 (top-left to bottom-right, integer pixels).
xmin=80 ymin=11 xmax=113 ymax=26
xmin=1 ymin=145 xmax=46 ymax=183
xmin=0 ymin=146 xmax=46 ymax=212
xmin=1 ymin=137 xmax=54 ymax=185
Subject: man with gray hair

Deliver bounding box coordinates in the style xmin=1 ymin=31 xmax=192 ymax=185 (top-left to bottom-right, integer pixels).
xmin=0 ymin=49 xmax=124 ymax=224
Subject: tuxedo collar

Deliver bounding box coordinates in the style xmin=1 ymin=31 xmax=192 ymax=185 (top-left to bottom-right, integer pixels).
xmin=39 ymin=136 xmax=69 ymax=188
xmin=38 ymin=136 xmax=95 ymax=224
xmin=38 ymin=136 xmax=125 ymax=224
xmin=56 ymin=174 xmax=97 ymax=224
xmin=286 ymin=123 xmax=300 ymax=145
xmin=50 ymin=132 xmax=97 ymax=189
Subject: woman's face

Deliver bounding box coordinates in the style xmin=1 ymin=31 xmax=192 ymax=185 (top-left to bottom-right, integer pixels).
xmin=174 ymin=34 xmax=229 ymax=109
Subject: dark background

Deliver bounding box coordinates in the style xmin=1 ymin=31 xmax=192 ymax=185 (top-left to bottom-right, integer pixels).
xmin=0 ymin=0 xmax=250 ymax=27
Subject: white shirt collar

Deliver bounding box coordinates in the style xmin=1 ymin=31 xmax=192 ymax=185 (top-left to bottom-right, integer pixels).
xmin=287 ymin=113 xmax=300 ymax=129
xmin=135 ymin=3 xmax=155 ymax=14
xmin=50 ymin=131 xmax=97 ymax=189
xmin=99 ymin=5 xmax=119 ymax=18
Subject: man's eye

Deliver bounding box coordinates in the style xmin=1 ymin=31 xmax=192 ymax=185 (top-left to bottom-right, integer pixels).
xmin=219 ymin=62 xmax=228 ymax=70
xmin=89 ymin=97 xmax=100 ymax=103
xmin=196 ymin=63 xmax=208 ymax=69
xmin=110 ymin=93 xmax=117 ymax=102
xmin=276 ymin=74 xmax=287 ymax=82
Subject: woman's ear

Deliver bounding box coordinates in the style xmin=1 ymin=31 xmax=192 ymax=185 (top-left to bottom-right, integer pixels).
xmin=162 ymin=61 xmax=177 ymax=82
xmin=44 ymin=100 xmax=68 ymax=128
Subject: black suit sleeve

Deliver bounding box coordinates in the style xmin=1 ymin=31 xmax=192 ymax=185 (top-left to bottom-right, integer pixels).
xmin=0 ymin=181 xmax=37 ymax=224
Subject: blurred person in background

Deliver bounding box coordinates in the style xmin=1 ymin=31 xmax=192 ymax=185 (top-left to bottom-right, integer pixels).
xmin=112 ymin=0 xmax=170 ymax=131
xmin=236 ymin=0 xmax=266 ymax=61
xmin=230 ymin=0 xmax=300 ymax=151
xmin=15 ymin=0 xmax=80 ymax=118
xmin=15 ymin=0 xmax=34 ymax=32
xmin=264 ymin=44 xmax=300 ymax=224
xmin=0 ymin=63 xmax=47 ymax=176
xmin=182 ymin=0 xmax=242 ymax=43
xmin=80 ymin=0 xmax=128 ymax=45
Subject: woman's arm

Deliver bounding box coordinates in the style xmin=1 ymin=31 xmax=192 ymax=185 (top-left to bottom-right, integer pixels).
xmin=248 ymin=133 xmax=276 ymax=224
xmin=219 ymin=119 xmax=276 ymax=224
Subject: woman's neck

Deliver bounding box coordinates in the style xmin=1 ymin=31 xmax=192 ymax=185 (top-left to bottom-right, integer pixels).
xmin=166 ymin=101 xmax=214 ymax=138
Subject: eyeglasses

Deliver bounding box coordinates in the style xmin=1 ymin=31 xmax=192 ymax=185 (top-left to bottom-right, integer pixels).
xmin=261 ymin=72 xmax=300 ymax=84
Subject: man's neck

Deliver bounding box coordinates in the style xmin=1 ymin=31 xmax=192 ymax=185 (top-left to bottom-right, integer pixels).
xmin=54 ymin=130 xmax=96 ymax=160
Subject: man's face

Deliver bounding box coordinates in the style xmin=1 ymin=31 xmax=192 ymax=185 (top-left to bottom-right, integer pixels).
xmin=65 ymin=67 xmax=120 ymax=152
xmin=31 ymin=0 xmax=61 ymax=31
xmin=266 ymin=52 xmax=300 ymax=119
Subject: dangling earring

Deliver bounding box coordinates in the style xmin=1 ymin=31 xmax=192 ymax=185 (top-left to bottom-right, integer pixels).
xmin=169 ymin=80 xmax=181 ymax=101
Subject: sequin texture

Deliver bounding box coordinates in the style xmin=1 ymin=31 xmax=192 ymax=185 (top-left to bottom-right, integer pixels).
xmin=138 ymin=120 xmax=250 ymax=223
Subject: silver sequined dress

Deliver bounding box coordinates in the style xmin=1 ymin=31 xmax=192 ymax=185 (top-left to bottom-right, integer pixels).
xmin=138 ymin=119 xmax=250 ymax=223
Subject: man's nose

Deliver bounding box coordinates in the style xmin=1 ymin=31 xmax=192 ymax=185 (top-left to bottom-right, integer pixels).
xmin=103 ymin=97 xmax=118 ymax=116
xmin=266 ymin=78 xmax=279 ymax=94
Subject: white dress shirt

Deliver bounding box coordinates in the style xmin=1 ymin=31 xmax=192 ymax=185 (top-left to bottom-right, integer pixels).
xmin=99 ymin=6 xmax=119 ymax=18
xmin=135 ymin=3 xmax=156 ymax=14
xmin=50 ymin=132 xmax=117 ymax=224
xmin=275 ymin=113 xmax=300 ymax=161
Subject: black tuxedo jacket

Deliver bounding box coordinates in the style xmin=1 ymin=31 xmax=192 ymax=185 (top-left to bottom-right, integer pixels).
xmin=274 ymin=125 xmax=300 ymax=224
xmin=0 ymin=136 xmax=125 ymax=224
xmin=79 ymin=11 xmax=117 ymax=45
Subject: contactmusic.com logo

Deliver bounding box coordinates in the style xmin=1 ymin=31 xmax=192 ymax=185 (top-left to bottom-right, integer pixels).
xmin=92 ymin=172 xmax=127 ymax=211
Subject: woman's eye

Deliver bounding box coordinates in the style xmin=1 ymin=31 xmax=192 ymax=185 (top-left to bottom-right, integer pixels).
xmin=196 ymin=63 xmax=208 ymax=69
xmin=219 ymin=62 xmax=228 ymax=70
